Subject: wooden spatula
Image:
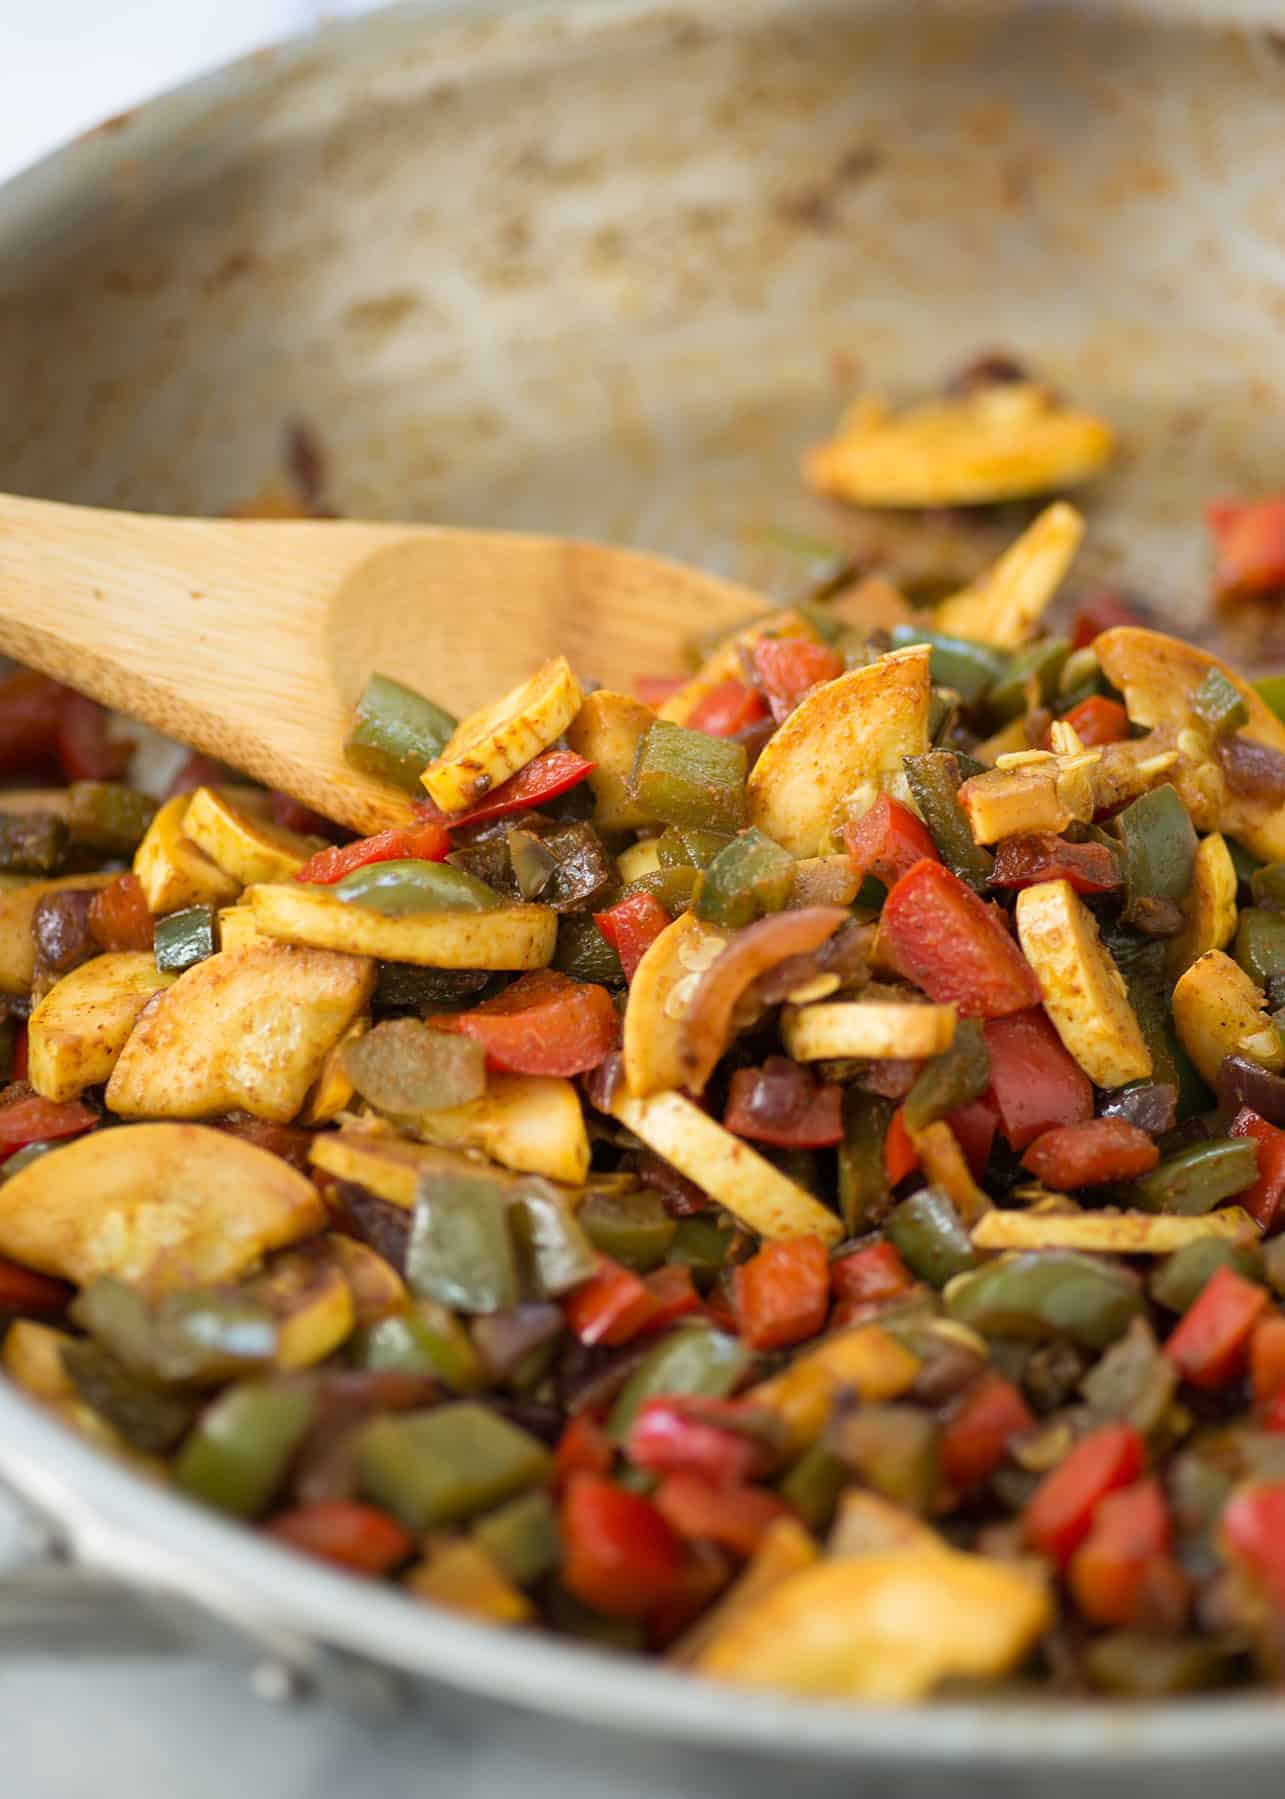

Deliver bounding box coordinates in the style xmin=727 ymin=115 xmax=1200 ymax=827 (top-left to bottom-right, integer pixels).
xmin=0 ymin=492 xmax=769 ymax=833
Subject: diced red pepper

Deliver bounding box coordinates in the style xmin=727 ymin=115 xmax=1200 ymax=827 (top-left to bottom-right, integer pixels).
xmin=1263 ymin=1389 xmax=1285 ymax=1434
xmin=267 ymin=1500 xmax=416 ymax=1575
xmin=1228 ymin=1107 xmax=1285 ymax=1233
xmin=1021 ymin=1117 xmax=1160 ymax=1189
xmin=415 ymin=749 xmax=594 ymax=828
xmin=646 ymin=1542 xmax=734 ymax=1651
xmin=1058 ymin=695 xmax=1130 ymax=749
xmin=593 ymin=891 xmax=671 ymax=982
xmin=984 ymin=1009 xmax=1094 ymax=1151
xmin=946 ymin=1095 xmax=999 ymax=1178
xmin=685 ymin=679 xmax=770 ymax=738
xmin=639 ymin=1263 xmax=702 ymax=1334
xmin=87 ymin=872 xmax=154 ymax=953
xmin=1219 ymin=1480 xmax=1285 ymax=1610
xmin=880 ymin=861 xmax=1041 ymax=1019
xmin=627 ymin=1396 xmax=773 ymax=1486
xmin=723 ymin=1063 xmax=843 ymax=1149
xmin=733 ymin=1236 xmax=829 ymax=1352
xmin=56 ymin=692 xmax=133 ymax=781
xmin=1070 ymin=592 xmax=1147 ymax=650
xmin=1165 ymin=1264 xmax=1270 ymax=1391
xmin=990 ymin=832 xmax=1121 ymax=896
xmin=749 ymin=637 xmax=844 ymax=724
xmin=453 ymin=969 xmax=620 ymax=1078
xmin=563 ymin=1257 xmax=658 ymax=1348
xmin=942 ymin=1373 xmax=1034 ymax=1492
xmin=0 ymin=1092 xmax=98 ymax=1161
xmin=1207 ymin=496 xmax=1285 ymax=603
xmin=561 ymin=1475 xmax=682 ymax=1618
xmin=829 ymin=1240 xmax=913 ymax=1306
xmin=1068 ymin=1478 xmax=1171 ymax=1628
xmin=633 ymin=674 xmax=687 ymax=709
xmin=843 ymin=796 xmax=939 ymax=892
xmin=1022 ymin=1423 xmax=1146 ymax=1566
xmin=884 ymin=1104 xmax=920 ymax=1186
xmin=0 ymin=1255 xmax=73 ymax=1316
xmin=0 ymin=671 xmax=69 ymax=774
xmin=554 ymin=1411 xmax=613 ymax=1489
xmin=653 ymin=1473 xmax=790 ymax=1559
xmin=295 ymin=823 xmax=451 ymax=884
xmin=1251 ymin=1316 xmax=1285 ymax=1406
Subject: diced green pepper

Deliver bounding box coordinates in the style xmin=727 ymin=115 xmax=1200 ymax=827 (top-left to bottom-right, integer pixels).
xmin=1102 ymin=923 xmax=1210 ymax=1121
xmin=630 ymin=721 xmax=747 ymax=834
xmin=506 ymin=828 xmax=558 ymax=900
xmin=1190 ymin=668 xmax=1249 ymax=737
xmin=984 ymin=638 xmax=1070 ymax=727
xmin=1085 ymin=1632 xmax=1231 ymax=1697
xmin=553 ymin=915 xmax=623 ymax=985
xmin=1265 ymin=1234 xmax=1285 ymax=1297
xmin=693 ymin=828 xmax=795 ymax=929
xmin=154 ymin=904 xmax=218 ymax=974
xmin=579 ymin=1187 xmax=676 ymax=1272
xmin=666 ymin=1216 xmax=735 ymax=1290
xmin=345 ymin=672 xmax=458 ymax=793
xmin=356 ymin=1402 xmax=550 ymax=1529
xmin=407 ymin=1173 xmax=520 ymax=1314
xmin=904 ymin=1019 xmax=989 ymax=1134
xmin=472 ymin=1489 xmax=560 ymax=1585
xmin=927 ymin=688 xmax=958 ymax=746
xmin=1149 ymin=1237 xmax=1265 ymax=1313
xmin=373 ymin=963 xmax=495 ymax=1011
xmin=349 ymin=1302 xmax=486 ymax=1392
xmin=885 ymin=1187 xmax=978 ymax=1289
xmin=344 ymin=1018 xmax=485 ymax=1114
xmin=0 ymin=1139 xmax=56 ymax=1181
xmin=331 ymin=859 xmax=501 ymax=916
xmin=837 ymin=1091 xmax=893 ymax=1236
xmin=66 ymin=782 xmax=158 ymax=854
xmin=607 ymin=1326 xmax=749 ymax=1440
xmin=1235 ymin=907 xmax=1285 ymax=987
xmin=72 ymin=1276 xmax=278 ymax=1385
xmin=1078 ymin=1318 xmax=1176 ymax=1436
xmin=778 ymin=1440 xmax=846 ymax=1531
xmin=945 ymin=1252 xmax=1143 ymax=1350
xmin=1229 ymin=839 xmax=1263 ymax=896
xmin=902 ymin=751 xmax=994 ymax=892
xmin=175 ymin=1382 xmax=317 ymax=1517
xmin=1250 ymin=863 xmax=1285 ymax=911
xmin=828 ymin=1403 xmax=941 ymax=1514
xmin=1255 ymin=676 xmax=1285 ymax=725
xmin=888 ymin=624 xmax=1009 ymax=703
xmin=619 ymin=867 xmax=699 ymax=915
xmin=512 ymin=1181 xmax=598 ymax=1297
xmin=1116 ymin=785 xmax=1197 ymax=924
xmin=657 ymin=827 xmax=734 ymax=871
xmin=1133 ymin=1139 xmax=1258 ymax=1215
xmin=60 ymin=1340 xmax=198 ymax=1453
xmin=0 ymin=812 xmax=67 ymax=873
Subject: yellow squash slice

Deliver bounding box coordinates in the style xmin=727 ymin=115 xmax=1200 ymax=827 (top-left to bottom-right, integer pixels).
xmin=183 ymin=786 xmax=322 ymax=885
xmin=406 ymin=1073 xmax=590 ymax=1185
xmin=133 ymin=794 xmax=242 ymax=914
xmin=1015 ymin=880 xmax=1152 ymax=1087
xmin=248 ymin=882 xmax=556 ymax=970
xmin=623 ymin=910 xmax=729 ymax=1098
xmin=1172 ymin=948 xmax=1283 ymax=1086
xmin=934 ymin=503 xmax=1084 ymax=648
xmin=1168 ymin=832 xmax=1238 ymax=978
xmin=0 ymin=873 xmax=115 ymax=995
xmin=27 ymin=952 xmax=175 ymax=1102
xmin=972 ymin=1207 xmax=1258 ymax=1255
xmin=563 ymin=690 xmax=656 ymax=831
xmin=657 ymin=612 xmax=815 ymax=728
xmin=421 ymin=656 xmax=583 ymax=814
xmin=748 ymin=1326 xmax=921 ymax=1456
xmin=782 ymin=999 xmax=956 ymax=1062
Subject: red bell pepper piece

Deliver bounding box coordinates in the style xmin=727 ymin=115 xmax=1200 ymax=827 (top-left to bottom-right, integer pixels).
xmin=884 ymin=1104 xmax=919 ymax=1186
xmin=1068 ymin=1478 xmax=1172 ymax=1628
xmin=646 ymin=1542 xmax=734 ymax=1651
xmin=1021 ymin=1117 xmax=1160 ymax=1189
xmin=829 ymin=1240 xmax=913 ymax=1306
xmin=685 ymin=679 xmax=769 ymax=738
xmin=942 ymin=1373 xmax=1034 ymax=1492
xmin=843 ymin=796 xmax=939 ymax=892
xmin=87 ymin=872 xmax=155 ymax=953
xmin=1219 ymin=1480 xmax=1285 ymax=1610
xmin=267 ymin=1500 xmax=416 ymax=1575
xmin=1022 ymin=1423 xmax=1146 ymax=1566
xmin=1050 ymin=696 xmax=1130 ymax=750
xmin=415 ymin=748 xmax=594 ymax=828
xmin=0 ymin=671 xmax=70 ymax=774
xmin=749 ymin=637 xmax=844 ymax=724
xmin=0 ymin=1093 xmax=97 ymax=1161
xmin=639 ymin=1264 xmax=702 ymax=1334
xmin=213 ymin=1117 xmax=315 ymax=1173
xmin=295 ymin=822 xmax=451 ymax=884
xmin=1251 ymin=1316 xmax=1285 ymax=1406
xmin=633 ymin=674 xmax=687 ymax=709
xmin=0 ymin=1255 xmax=73 ymax=1316
xmin=1070 ymin=592 xmax=1147 ymax=650
xmin=723 ymin=1064 xmax=843 ymax=1149
xmin=733 ymin=1236 xmax=829 ymax=1352
xmin=563 ymin=1257 xmax=658 ymax=1348
xmin=990 ymin=832 xmax=1121 ymax=896
xmin=627 ymin=1396 xmax=774 ymax=1487
xmin=880 ymin=861 xmax=1041 ymax=1019
xmin=1228 ymin=1107 xmax=1285 ymax=1233
xmin=984 ymin=1009 xmax=1093 ymax=1151
xmin=554 ymin=1411 xmax=613 ymax=1489
xmin=56 ymin=692 xmax=134 ymax=781
xmin=1207 ymin=496 xmax=1285 ymax=603
xmin=654 ymin=1473 xmax=789 ymax=1559
xmin=452 ymin=969 xmax=620 ymax=1078
xmin=946 ymin=1095 xmax=999 ymax=1178
xmin=561 ymin=1475 xmax=683 ymax=1618
xmin=593 ymin=891 xmax=671 ymax=982
xmin=1165 ymin=1264 xmax=1270 ymax=1390
xmin=1263 ymin=1390 xmax=1285 ymax=1434
xmin=270 ymin=792 xmax=334 ymax=837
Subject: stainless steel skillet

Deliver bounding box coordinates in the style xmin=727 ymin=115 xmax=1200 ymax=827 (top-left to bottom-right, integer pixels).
xmin=0 ymin=2 xmax=1284 ymax=1791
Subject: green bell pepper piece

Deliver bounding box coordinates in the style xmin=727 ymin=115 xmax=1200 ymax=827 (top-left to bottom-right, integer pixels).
xmin=1101 ymin=923 xmax=1209 ymax=1121
xmin=901 ymin=751 xmax=994 ymax=892
xmin=837 ymin=1091 xmax=893 ymax=1236
xmin=666 ymin=1216 xmax=736 ymax=1290
xmin=554 ymin=915 xmax=624 ymax=985
xmin=1149 ymin=1236 xmax=1265 ymax=1313
xmin=945 ymin=1252 xmax=1143 ymax=1350
xmin=1078 ymin=1318 xmax=1176 ymax=1436
xmin=344 ymin=672 xmax=458 ymax=793
xmin=630 ymin=721 xmax=747 ymax=834
xmin=620 ymin=867 xmax=699 ymax=914
xmin=154 ymin=904 xmax=219 ymax=973
xmin=66 ymin=782 xmax=158 ymax=855
xmin=607 ymin=1325 xmax=749 ymax=1440
xmin=888 ymin=624 xmax=1009 ymax=702
xmin=778 ymin=1440 xmax=847 ymax=1532
xmin=1256 ymin=676 xmax=1285 ymax=725
xmin=657 ymin=826 xmax=734 ymax=871
xmin=885 ymin=1187 xmax=978 ymax=1289
xmin=1265 ymin=1233 xmax=1285 ymax=1297
xmin=693 ymin=828 xmax=795 ymax=929
xmin=904 ymin=1019 xmax=989 ymax=1134
xmin=60 ymin=1340 xmax=198 ymax=1454
xmin=331 ymin=859 xmax=501 ymax=916
xmin=175 ymin=1382 xmax=317 ymax=1517
xmin=984 ymin=638 xmax=1070 ymax=727
xmin=372 ymin=963 xmax=494 ymax=1010
xmin=828 ymin=1403 xmax=941 ymax=1514
xmin=512 ymin=1182 xmax=598 ymax=1298
xmin=407 ymin=1173 xmax=520 ymax=1314
xmin=1133 ymin=1139 xmax=1259 ymax=1215
xmin=1229 ymin=839 xmax=1263 ymax=895
xmin=1116 ymin=785 xmax=1197 ymax=923
xmin=471 ymin=1489 xmax=560 ymax=1585
xmin=0 ymin=812 xmax=67 ymax=873
xmin=356 ymin=1402 xmax=550 ymax=1529
xmin=1085 ymin=1632 xmax=1231 ymax=1698
xmin=72 ymin=1276 xmax=278 ymax=1385
xmin=349 ymin=1302 xmax=486 ymax=1391
xmin=1250 ymin=862 xmax=1285 ymax=910
xmin=0 ymin=1139 xmax=56 ymax=1181
xmin=1190 ymin=668 xmax=1249 ymax=737
xmin=1235 ymin=907 xmax=1285 ymax=986
xmin=579 ymin=1187 xmax=676 ymax=1272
